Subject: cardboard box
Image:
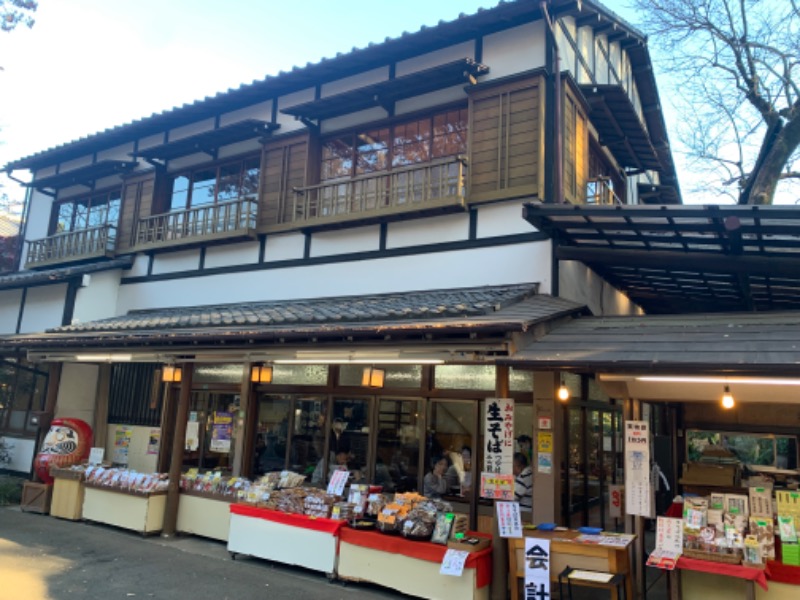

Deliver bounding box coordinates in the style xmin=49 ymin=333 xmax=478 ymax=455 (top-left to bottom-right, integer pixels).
xmin=447 ymin=535 xmax=491 ymax=553
xmin=679 ymin=463 xmax=739 ymax=487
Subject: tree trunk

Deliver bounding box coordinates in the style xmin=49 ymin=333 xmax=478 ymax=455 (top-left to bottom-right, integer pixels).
xmin=744 ymin=116 xmax=800 ymax=204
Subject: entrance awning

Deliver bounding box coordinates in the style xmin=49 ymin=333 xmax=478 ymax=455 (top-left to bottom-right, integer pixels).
xmin=9 ymin=283 xmax=586 ymax=358
xmin=579 ymin=84 xmax=662 ymax=172
xmin=500 ymin=310 xmax=800 ymax=402
xmin=281 ymin=59 xmax=489 ymax=122
xmin=523 ymin=203 xmax=800 ymax=313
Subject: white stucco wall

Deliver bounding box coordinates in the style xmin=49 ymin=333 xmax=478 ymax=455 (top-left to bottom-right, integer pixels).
xmin=559 ymin=260 xmax=642 ymax=316
xmin=482 ymin=21 xmax=545 ymax=80
xmin=55 ymin=363 xmax=99 ymax=427
xmin=204 ymin=241 xmax=260 ymax=270
xmin=386 ymin=213 xmax=470 ymax=248
xmin=18 ymin=284 xmax=68 ymax=333
xmin=73 ymin=270 xmax=123 ymax=324
xmin=105 ymin=424 xmax=160 ymax=473
xmin=475 ymin=200 xmax=534 ymax=238
xmin=0 ymin=289 xmax=22 ymax=334
xmin=310 ymin=225 xmax=380 ymax=257
xmin=116 ymin=239 xmax=551 ymax=312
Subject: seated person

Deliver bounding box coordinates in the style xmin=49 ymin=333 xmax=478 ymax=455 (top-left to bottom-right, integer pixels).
xmin=423 ymin=454 xmax=449 ymax=499
xmin=311 ymin=446 xmax=363 ymax=485
xmin=513 ymin=452 xmax=533 ymax=512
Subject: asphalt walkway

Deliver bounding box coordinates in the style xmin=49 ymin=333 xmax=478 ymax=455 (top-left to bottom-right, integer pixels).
xmin=0 ymin=506 xmax=398 ymax=600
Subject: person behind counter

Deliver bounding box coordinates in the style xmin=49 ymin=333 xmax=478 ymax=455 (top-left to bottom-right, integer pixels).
xmin=423 ymin=454 xmax=450 ymax=499
xmin=311 ymin=446 xmax=363 ymax=485
xmin=513 ymin=452 xmax=533 ymax=511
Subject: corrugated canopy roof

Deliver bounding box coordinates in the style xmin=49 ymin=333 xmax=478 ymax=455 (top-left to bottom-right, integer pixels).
xmin=524 ymin=203 xmax=800 ymax=313
xmin=501 ymin=311 xmax=800 ymax=375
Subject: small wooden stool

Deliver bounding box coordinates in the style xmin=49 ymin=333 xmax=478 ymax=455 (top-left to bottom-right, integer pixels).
xmin=558 ymin=566 xmax=626 ymax=600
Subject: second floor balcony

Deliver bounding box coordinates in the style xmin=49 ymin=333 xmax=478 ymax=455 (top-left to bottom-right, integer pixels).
xmin=25 ymin=224 xmax=116 ymax=269
xmin=586 ymin=177 xmax=622 ymax=206
xmin=275 ymin=156 xmax=467 ymax=231
xmin=134 ymin=197 xmax=258 ymax=250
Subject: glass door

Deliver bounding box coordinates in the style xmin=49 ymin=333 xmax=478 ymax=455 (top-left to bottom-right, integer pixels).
xmin=182 ymin=391 xmax=239 ymax=472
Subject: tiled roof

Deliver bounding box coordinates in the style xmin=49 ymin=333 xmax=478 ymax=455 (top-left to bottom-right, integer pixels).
xmin=7 ymin=284 xmax=587 ymax=350
xmin=0 ymin=257 xmax=134 ymax=291
xmin=5 ymin=0 xmax=649 ymax=171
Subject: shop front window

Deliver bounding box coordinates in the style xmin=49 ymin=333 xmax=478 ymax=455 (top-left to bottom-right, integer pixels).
xmin=182 ymin=392 xmax=239 ymax=472
xmin=289 ymin=396 xmax=327 ymax=481
xmin=375 ymin=398 xmax=422 ymax=492
xmin=428 ymin=400 xmax=476 ymax=497
xmin=434 ymin=365 xmax=495 ymax=391
xmin=316 ymin=397 xmax=371 ymax=486
xmin=253 ymin=396 xmax=291 ymax=476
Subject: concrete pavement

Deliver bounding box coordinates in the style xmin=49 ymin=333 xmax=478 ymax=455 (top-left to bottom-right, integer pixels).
xmin=0 ymin=506 xmax=399 ymax=600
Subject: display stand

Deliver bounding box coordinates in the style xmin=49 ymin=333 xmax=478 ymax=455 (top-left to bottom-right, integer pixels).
xmin=177 ymin=491 xmax=233 ymax=542
xmin=82 ymin=483 xmax=166 ymax=534
xmin=227 ymin=504 xmax=343 ymax=577
xmin=49 ymin=467 xmax=85 ymax=520
xmin=337 ymin=527 xmax=492 ymax=600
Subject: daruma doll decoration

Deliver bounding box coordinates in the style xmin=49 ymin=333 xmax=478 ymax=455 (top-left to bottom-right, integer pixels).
xmin=34 ymin=418 xmax=93 ymax=484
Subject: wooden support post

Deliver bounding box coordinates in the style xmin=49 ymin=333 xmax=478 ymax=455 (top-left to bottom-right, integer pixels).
xmin=162 ymin=363 xmax=193 ymax=537
xmin=231 ymin=363 xmax=251 ymax=478
xmin=92 ymin=364 xmax=111 ymax=449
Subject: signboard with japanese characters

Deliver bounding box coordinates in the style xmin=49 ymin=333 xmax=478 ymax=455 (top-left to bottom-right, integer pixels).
xmin=496 ymin=501 xmax=523 ymax=538
xmin=609 ymin=484 xmax=624 ymax=519
xmin=524 ymin=538 xmax=551 ymax=600
xmin=647 ymin=516 xmax=684 ymax=570
xmin=480 ymin=473 xmax=515 ymax=501
xmin=481 ymin=398 xmax=514 ymax=498
xmin=624 ymin=420 xmax=653 ymax=517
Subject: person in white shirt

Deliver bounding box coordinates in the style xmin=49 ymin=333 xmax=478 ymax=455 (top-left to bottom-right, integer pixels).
xmin=513 ymin=452 xmax=533 ymax=511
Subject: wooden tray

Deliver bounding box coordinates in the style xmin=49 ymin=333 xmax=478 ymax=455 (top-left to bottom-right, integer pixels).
xmin=683 ymin=548 xmax=742 ymax=564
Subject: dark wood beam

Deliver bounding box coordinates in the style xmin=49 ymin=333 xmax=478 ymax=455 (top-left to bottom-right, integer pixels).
xmin=556 ymin=246 xmax=800 ymax=278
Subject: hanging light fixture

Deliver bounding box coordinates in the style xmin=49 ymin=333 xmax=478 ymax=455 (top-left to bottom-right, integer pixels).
xmin=250 ymin=363 xmax=273 ymax=384
xmin=361 ymin=366 xmax=385 ymax=388
xmin=721 ymin=385 xmax=735 ymax=409
xmin=162 ymin=365 xmax=182 ymax=383
xmin=557 ymin=383 xmax=570 ymax=402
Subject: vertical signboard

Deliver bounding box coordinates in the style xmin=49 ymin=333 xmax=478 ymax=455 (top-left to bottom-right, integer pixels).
xmin=481 ymin=398 xmax=514 ymax=498
xmin=624 ymin=420 xmax=653 ymax=517
xmin=524 ymin=538 xmax=551 ymax=600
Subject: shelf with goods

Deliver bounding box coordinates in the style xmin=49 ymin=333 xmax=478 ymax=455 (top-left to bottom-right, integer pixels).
xmin=79 ymin=466 xmax=170 ymax=534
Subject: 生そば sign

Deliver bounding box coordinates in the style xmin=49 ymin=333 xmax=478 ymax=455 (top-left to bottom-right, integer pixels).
xmin=481 ymin=398 xmax=514 ymax=498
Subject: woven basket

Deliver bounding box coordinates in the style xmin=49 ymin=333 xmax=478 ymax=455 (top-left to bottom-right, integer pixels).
xmin=683 ymin=548 xmax=742 ymax=564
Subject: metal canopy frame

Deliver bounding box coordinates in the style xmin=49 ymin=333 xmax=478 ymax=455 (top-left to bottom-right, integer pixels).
xmin=29 ymin=160 xmax=138 ymax=191
xmin=579 ymin=84 xmax=662 ymax=172
xmin=280 ymin=59 xmax=489 ymax=123
xmin=131 ymin=119 xmax=279 ymax=162
xmin=524 ymin=203 xmax=800 ymax=313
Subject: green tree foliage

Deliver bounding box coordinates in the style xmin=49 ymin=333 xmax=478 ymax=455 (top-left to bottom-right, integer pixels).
xmin=1 ymin=0 xmax=36 ymax=32
xmin=633 ymin=0 xmax=800 ymax=204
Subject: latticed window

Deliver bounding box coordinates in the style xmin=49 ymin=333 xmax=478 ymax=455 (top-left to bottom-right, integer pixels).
xmin=53 ymin=189 xmax=121 ymax=235
xmin=168 ymin=155 xmax=260 ymax=211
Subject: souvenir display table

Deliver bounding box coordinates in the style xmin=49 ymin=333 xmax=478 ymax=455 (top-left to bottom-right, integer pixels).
xmin=227 ymin=503 xmax=344 ymax=577
xmin=508 ymin=529 xmax=635 ymax=600
xmin=337 ymin=526 xmax=492 ymax=600
xmin=177 ymin=490 xmax=233 ymax=541
xmin=667 ymin=557 xmax=800 ymax=599
xmin=82 ymin=482 xmax=167 ymax=534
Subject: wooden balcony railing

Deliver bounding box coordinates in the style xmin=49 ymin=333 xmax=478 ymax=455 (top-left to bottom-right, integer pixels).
xmin=286 ymin=156 xmax=467 ymax=229
xmin=25 ymin=224 xmax=116 ymax=268
xmin=586 ymin=177 xmax=622 ymax=205
xmin=135 ymin=197 xmax=258 ymax=249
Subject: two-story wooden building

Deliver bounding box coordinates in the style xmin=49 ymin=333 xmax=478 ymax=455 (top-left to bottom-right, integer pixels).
xmin=0 ymin=0 xmax=678 ymax=531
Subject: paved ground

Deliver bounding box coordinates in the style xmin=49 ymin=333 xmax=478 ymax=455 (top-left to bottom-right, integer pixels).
xmin=0 ymin=505 xmax=670 ymax=600
xmin=0 ymin=506 xmax=399 ymax=600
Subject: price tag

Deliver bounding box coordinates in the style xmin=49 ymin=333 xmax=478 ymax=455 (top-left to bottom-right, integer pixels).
xmin=327 ymin=469 xmax=349 ymax=496
xmin=440 ymin=549 xmax=469 ymax=576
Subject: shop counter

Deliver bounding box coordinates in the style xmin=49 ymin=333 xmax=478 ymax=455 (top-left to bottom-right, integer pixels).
xmin=508 ymin=530 xmax=635 ymax=600
xmin=227 ymin=504 xmax=343 ymax=576
xmin=337 ymin=527 xmax=492 ymax=600
xmin=82 ymin=483 xmax=166 ymax=534
xmin=177 ymin=491 xmax=233 ymax=542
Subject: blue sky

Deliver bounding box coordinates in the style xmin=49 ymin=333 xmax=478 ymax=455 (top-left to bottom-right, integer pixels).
xmin=0 ymin=0 xmax=641 ymax=204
